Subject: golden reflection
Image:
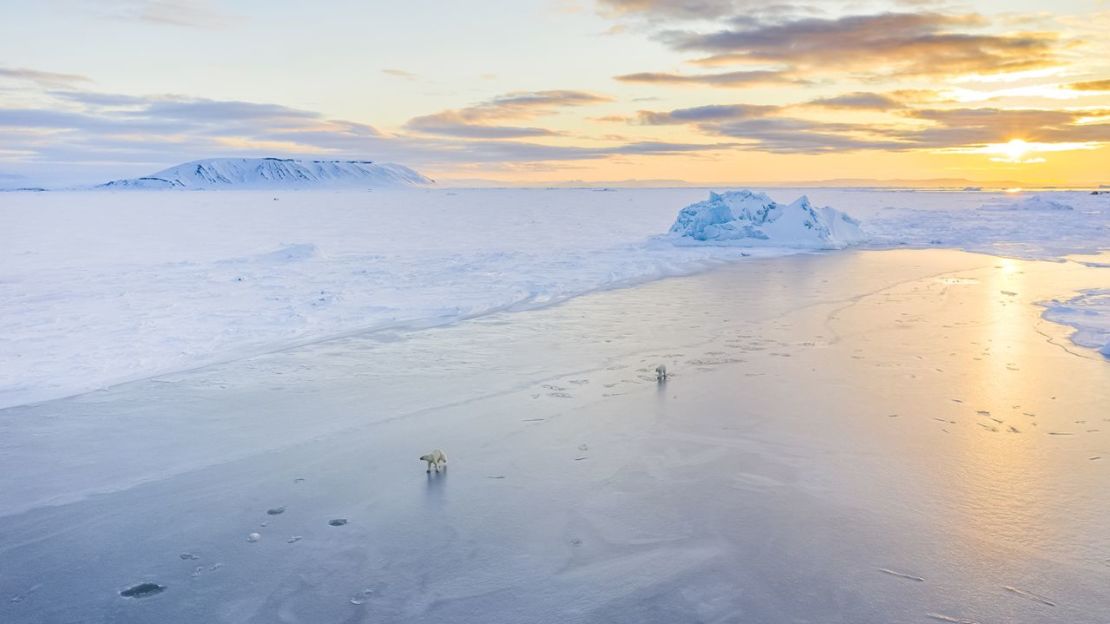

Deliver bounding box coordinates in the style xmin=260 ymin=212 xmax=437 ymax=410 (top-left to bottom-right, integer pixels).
xmin=951 ymin=259 xmax=1048 ymax=553
xmin=998 ymin=258 xmax=1020 ymax=274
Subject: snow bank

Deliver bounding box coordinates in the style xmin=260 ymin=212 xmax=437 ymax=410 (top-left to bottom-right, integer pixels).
xmin=96 ymin=158 xmax=432 ymax=190
xmin=1041 ymin=289 xmax=1110 ymax=357
xmin=668 ymin=190 xmax=865 ymax=248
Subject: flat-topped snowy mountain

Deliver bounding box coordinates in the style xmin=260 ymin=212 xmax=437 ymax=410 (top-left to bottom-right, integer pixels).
xmin=669 ymin=190 xmax=865 ymax=248
xmin=95 ymin=158 xmax=432 ymax=190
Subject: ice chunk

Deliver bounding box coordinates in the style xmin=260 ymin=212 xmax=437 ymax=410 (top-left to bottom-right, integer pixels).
xmin=668 ymin=190 xmax=865 ymax=248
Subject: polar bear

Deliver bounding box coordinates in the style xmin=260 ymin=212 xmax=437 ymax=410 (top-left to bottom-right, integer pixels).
xmin=419 ymin=449 xmax=448 ymax=473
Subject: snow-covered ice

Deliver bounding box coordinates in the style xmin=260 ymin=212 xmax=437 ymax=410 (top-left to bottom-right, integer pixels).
xmin=980 ymin=193 xmax=1075 ymax=212
xmin=1041 ymin=289 xmax=1110 ymax=356
xmin=1 ymin=188 xmax=1108 ymax=409
xmin=865 ymin=190 xmax=1109 ymax=259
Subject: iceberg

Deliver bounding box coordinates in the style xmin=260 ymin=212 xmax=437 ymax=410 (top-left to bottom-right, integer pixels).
xmin=668 ymin=190 xmax=865 ymax=248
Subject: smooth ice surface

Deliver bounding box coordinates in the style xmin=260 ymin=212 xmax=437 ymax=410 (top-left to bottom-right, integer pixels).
xmin=1 ymin=188 xmax=1108 ymax=410
xmin=94 ymin=158 xmax=431 ymax=190
xmin=1041 ymin=289 xmax=1110 ymax=356
xmin=1 ymin=250 xmax=1107 ymax=623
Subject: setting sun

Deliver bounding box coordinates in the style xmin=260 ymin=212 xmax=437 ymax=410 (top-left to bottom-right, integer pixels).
xmin=1002 ymin=139 xmax=1031 ymax=162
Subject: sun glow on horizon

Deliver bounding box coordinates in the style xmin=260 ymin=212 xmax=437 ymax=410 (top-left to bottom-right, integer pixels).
xmin=940 ymin=139 xmax=1100 ymax=168
xmin=1002 ymin=139 xmax=1031 ymax=162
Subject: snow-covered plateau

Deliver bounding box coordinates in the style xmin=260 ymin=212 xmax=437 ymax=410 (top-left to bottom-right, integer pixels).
xmin=93 ymin=158 xmax=432 ymax=190
xmin=0 ymin=188 xmax=1107 ymax=410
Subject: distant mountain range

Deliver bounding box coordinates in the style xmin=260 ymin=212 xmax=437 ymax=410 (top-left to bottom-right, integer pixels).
xmin=93 ymin=158 xmax=432 ymax=190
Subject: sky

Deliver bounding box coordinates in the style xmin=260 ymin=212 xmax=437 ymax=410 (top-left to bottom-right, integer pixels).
xmin=0 ymin=0 xmax=1108 ymax=187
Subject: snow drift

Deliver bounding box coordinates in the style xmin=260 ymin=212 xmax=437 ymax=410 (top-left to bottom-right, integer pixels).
xmin=668 ymin=190 xmax=865 ymax=247
xmin=95 ymin=158 xmax=432 ymax=190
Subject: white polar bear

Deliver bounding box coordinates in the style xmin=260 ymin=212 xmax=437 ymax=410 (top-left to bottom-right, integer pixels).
xmin=419 ymin=449 xmax=448 ymax=473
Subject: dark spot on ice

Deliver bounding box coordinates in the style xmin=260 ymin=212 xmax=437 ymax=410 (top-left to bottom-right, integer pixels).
xmin=267 ymin=507 xmax=285 ymax=515
xmin=294 ymin=478 xmax=305 ymax=483
xmin=120 ymin=583 xmax=165 ymax=598
xmin=329 ymin=519 xmax=348 ymax=526
xmin=179 ymin=553 xmax=199 ymax=560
